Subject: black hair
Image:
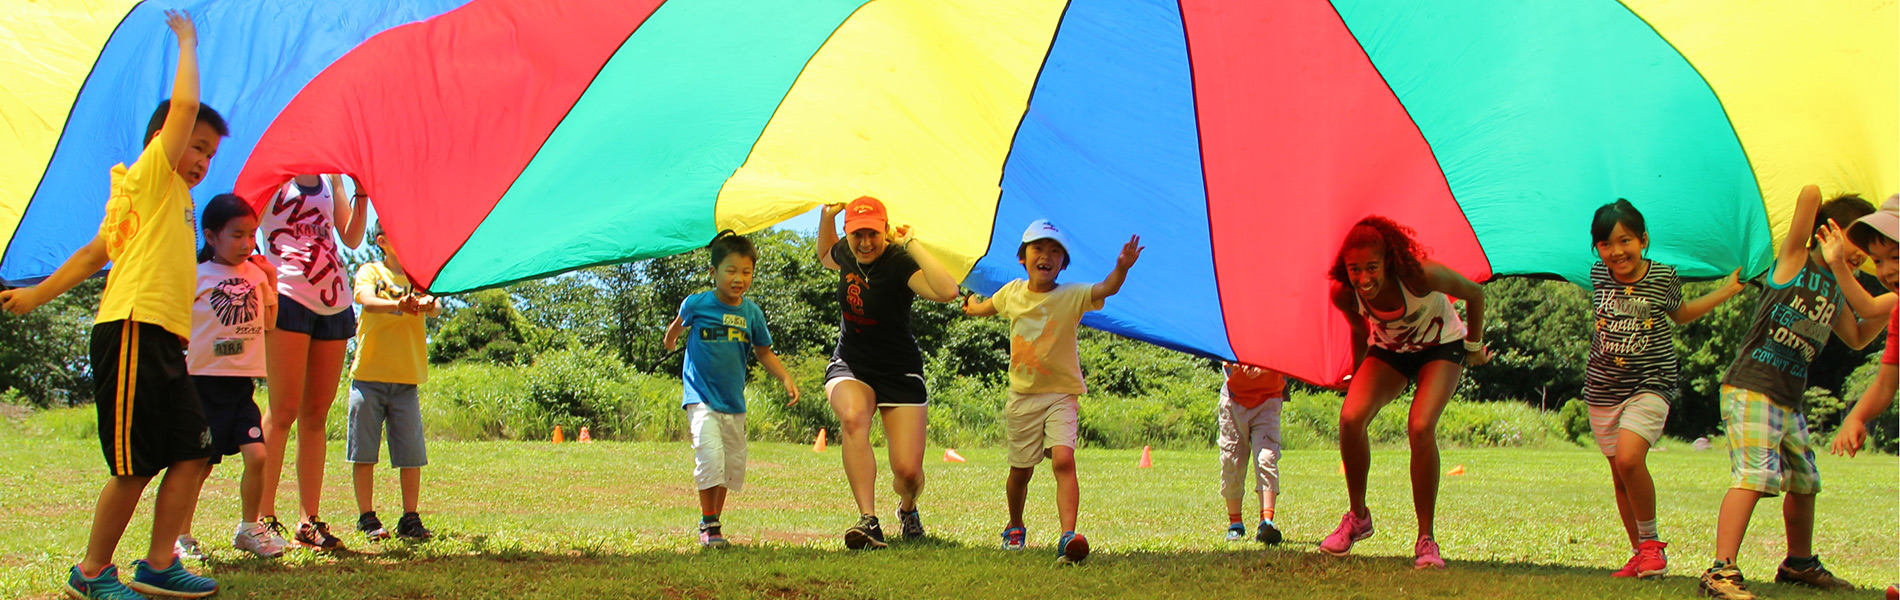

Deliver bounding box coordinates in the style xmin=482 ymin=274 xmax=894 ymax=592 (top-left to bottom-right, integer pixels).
xmin=198 ymin=194 xmax=256 ymax=263
xmin=1814 ymin=194 xmax=1875 ymax=249
xmin=1016 ymin=240 xmax=1072 ymax=269
xmin=1329 ymin=215 xmax=1427 ymax=285
xmin=708 ymin=232 xmax=757 ymax=269
xmin=143 ymin=99 xmax=229 ymax=146
xmin=1590 ymin=199 xmax=1648 ymax=246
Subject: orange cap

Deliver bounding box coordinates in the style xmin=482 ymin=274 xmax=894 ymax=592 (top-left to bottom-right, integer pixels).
xmin=843 ymin=196 xmax=889 ymax=234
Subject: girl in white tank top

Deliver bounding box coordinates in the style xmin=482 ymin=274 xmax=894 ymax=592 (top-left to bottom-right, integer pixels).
xmin=1355 ymin=277 xmax=1467 ymax=353
xmin=263 ymin=177 xmax=352 ymax=313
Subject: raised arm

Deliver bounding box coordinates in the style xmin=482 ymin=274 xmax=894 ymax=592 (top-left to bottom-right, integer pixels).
xmin=333 ymin=175 xmax=367 ymax=249
xmin=1817 ymin=220 xmax=1891 ymax=322
xmin=817 ymin=203 xmax=843 ymax=271
xmin=0 ymin=235 xmax=109 ymax=315
xmin=898 ymin=227 xmax=960 ymax=303
xmin=1091 ymin=235 xmax=1143 ymax=302
xmin=157 ymin=10 xmax=200 ymax=166
xmin=1668 ymin=268 xmax=1745 ymax=325
xmin=1770 ymin=185 xmax=1825 ymax=286
xmin=1421 ymin=261 xmax=1489 ymax=366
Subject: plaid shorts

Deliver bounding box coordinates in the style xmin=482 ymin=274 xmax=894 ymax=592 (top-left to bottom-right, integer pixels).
xmin=1720 ymin=385 xmax=1820 ymax=496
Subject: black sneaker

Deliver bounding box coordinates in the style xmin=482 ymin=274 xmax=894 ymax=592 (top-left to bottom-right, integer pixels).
xmin=844 ymin=515 xmax=887 ymax=550
xmin=396 ymin=512 xmax=434 ymax=541
xmin=1256 ymin=520 xmax=1282 ymax=545
xmin=898 ymin=508 xmax=924 ymax=540
xmin=357 ymin=512 xmax=391 ymax=541
xmin=1775 ymin=557 xmax=1853 ymax=590
xmin=295 ymin=517 xmax=343 ymax=551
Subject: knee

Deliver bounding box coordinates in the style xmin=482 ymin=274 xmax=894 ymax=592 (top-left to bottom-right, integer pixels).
xmin=1339 ymin=410 xmax=1372 ymax=433
xmin=1406 ymin=420 xmax=1437 ymax=445
xmin=890 ymin=462 xmax=923 ymax=485
xmin=1051 ymin=454 xmax=1076 ymax=476
xmin=1612 ymin=454 xmax=1646 ymax=479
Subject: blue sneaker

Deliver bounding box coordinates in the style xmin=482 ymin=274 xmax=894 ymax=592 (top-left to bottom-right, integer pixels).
xmin=1056 ymin=531 xmax=1090 ymax=564
xmin=128 ymin=559 xmax=217 ymax=599
xmin=65 ymin=564 xmax=146 ymax=600
xmin=1000 ymin=526 xmax=1026 ymax=551
xmin=1225 ymin=523 xmax=1246 ymax=541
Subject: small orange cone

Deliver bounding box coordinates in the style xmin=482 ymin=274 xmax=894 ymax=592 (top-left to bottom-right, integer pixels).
xmin=578 ymin=426 xmax=592 ymax=443
xmin=552 ymin=425 xmax=565 ymax=444
xmin=944 ymin=448 xmax=966 ymax=463
xmin=1138 ymin=446 xmax=1153 ymax=468
xmin=812 ymin=428 xmax=828 ymax=452
xmin=1446 ymin=464 xmax=1466 ymax=476
xmin=1338 ymin=461 xmax=1346 ymax=475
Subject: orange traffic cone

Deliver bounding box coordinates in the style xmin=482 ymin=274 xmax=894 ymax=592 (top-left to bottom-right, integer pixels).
xmin=1338 ymin=461 xmax=1346 ymax=475
xmin=1138 ymin=446 xmax=1153 ymax=468
xmin=552 ymin=425 xmax=565 ymax=444
xmin=944 ymin=448 xmax=967 ymax=463
xmin=1446 ymin=464 xmax=1466 ymax=476
xmin=812 ymin=428 xmax=828 ymax=452
xmin=578 ymin=426 xmax=592 ymax=442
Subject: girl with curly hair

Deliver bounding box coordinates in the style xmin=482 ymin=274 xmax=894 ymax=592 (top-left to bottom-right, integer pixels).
xmin=1318 ymin=216 xmax=1489 ymax=569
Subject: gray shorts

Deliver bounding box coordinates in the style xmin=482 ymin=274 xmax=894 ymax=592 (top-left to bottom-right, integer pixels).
xmin=346 ymin=380 xmax=428 ymax=468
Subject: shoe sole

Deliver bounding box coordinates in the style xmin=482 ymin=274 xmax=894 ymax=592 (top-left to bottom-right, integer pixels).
xmin=128 ymin=581 xmax=218 ymax=599
xmin=1697 ymin=581 xmax=1755 ymax=600
xmin=1414 ymin=560 xmax=1446 ymax=570
xmin=1319 ymin=527 xmax=1374 ymax=557
xmin=843 ymin=530 xmax=886 ymax=550
xmin=1637 ymin=567 xmax=1668 ymax=579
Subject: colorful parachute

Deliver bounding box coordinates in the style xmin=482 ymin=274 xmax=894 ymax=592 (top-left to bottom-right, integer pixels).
xmin=3 ymin=0 xmax=1894 ymax=386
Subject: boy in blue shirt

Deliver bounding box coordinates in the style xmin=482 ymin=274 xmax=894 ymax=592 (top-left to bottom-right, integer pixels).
xmin=663 ymin=234 xmax=800 ymax=548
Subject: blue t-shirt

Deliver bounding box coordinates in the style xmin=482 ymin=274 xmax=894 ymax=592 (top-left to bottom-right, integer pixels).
xmin=679 ymin=292 xmax=774 ymax=414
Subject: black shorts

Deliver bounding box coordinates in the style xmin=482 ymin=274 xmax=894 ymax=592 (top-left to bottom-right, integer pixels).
xmin=191 ymin=375 xmax=265 ymax=465
xmin=90 ymin=321 xmax=215 ymax=477
xmin=1366 ymin=342 xmax=1467 ymax=381
xmin=276 ymin=297 xmax=357 ymax=340
xmin=825 ymin=359 xmax=928 ymax=407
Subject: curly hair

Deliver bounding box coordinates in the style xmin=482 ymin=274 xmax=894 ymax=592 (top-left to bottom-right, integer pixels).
xmin=1329 ymin=215 xmax=1428 ymax=285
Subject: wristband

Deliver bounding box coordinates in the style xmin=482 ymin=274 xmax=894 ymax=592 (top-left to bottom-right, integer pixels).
xmin=1464 ymin=339 xmax=1484 ymax=352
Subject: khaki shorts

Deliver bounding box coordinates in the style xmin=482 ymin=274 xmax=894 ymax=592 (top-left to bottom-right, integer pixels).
xmin=1587 ymin=392 xmax=1668 ymax=457
xmin=1006 ymin=392 xmax=1079 ymax=468
xmin=688 ymin=403 xmax=748 ymax=492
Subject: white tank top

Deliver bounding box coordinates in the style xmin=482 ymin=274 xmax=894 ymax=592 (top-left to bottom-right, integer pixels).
xmin=1355 ymin=278 xmax=1467 ymax=353
xmin=262 ymin=178 xmax=352 ymax=314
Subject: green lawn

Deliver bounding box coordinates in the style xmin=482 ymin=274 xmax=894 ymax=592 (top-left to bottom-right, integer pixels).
xmin=2 ymin=422 xmax=1894 ymax=599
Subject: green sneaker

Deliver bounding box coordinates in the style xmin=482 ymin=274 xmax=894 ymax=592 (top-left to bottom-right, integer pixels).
xmin=64 ymin=564 xmax=146 ymax=600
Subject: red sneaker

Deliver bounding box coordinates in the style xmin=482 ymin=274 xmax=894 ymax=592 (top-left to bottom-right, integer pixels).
xmin=1612 ymin=550 xmax=1642 ymax=577
xmin=1631 ymin=540 xmax=1668 ymax=578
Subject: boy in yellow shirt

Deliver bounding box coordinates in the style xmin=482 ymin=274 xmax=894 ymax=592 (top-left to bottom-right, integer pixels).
xmin=963 ymin=220 xmax=1141 ymax=564
xmin=2 ymin=10 xmax=228 ymax=599
xmin=346 ymin=223 xmax=441 ymax=542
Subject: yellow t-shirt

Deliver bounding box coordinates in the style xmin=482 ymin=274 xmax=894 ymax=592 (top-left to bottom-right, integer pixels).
xmin=349 ymin=262 xmax=429 ymax=385
xmin=990 ymin=281 xmax=1103 ymax=395
xmin=96 ymin=139 xmax=197 ymax=339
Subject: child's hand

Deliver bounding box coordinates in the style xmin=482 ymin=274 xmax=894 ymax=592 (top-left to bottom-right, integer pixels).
xmin=0 ymin=287 xmax=44 ymax=316
xmin=1116 ymin=235 xmax=1144 ymax=271
xmin=961 ymin=293 xmax=981 ymax=316
xmin=414 ymin=294 xmax=438 ymax=313
xmin=1815 ymin=220 xmax=1852 ymax=267
xmin=782 ymin=378 xmax=801 ymax=406
xmin=1830 ymin=417 xmax=1867 ymax=457
xmin=821 ymin=203 xmax=845 ymax=220
xmin=1723 ymin=267 xmax=1742 ymax=290
xmin=164 ymin=10 xmax=196 ymax=46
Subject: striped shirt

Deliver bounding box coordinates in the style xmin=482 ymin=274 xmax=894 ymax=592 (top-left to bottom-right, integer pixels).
xmin=1584 ymin=261 xmax=1683 ymax=407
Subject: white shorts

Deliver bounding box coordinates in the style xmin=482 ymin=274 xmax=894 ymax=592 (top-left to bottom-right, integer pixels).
xmin=1588 ymin=392 xmax=1668 ymax=457
xmin=688 ymin=403 xmax=748 ymax=492
xmin=1218 ymin=394 xmax=1283 ymax=500
xmin=1005 ymin=392 xmax=1079 ymax=468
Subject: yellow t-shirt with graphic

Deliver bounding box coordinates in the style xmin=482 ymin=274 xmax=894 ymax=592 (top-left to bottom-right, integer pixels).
xmin=96 ymin=139 xmax=197 ymax=339
xmin=990 ymin=281 xmax=1103 ymax=395
xmin=349 ymin=262 xmax=429 ymax=385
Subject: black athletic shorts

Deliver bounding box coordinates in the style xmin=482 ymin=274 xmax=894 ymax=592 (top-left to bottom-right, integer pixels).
xmin=825 ymin=359 xmax=929 ymax=407
xmin=1366 ymin=342 xmax=1467 ymax=381
xmin=191 ymin=375 xmax=265 ymax=465
xmin=90 ymin=320 xmax=215 ymax=477
xmin=276 ymin=297 xmax=356 ymax=341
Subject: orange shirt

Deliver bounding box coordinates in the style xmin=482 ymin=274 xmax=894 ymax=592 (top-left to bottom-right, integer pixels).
xmin=1223 ymin=367 xmax=1285 ymax=409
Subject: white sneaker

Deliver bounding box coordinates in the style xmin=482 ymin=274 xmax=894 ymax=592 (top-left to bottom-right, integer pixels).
xmin=234 ymin=521 xmax=286 ymax=558
xmin=174 ymin=534 xmax=207 ymax=561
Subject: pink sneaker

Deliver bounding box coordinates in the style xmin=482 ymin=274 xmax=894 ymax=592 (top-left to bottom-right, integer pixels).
xmin=1413 ymin=535 xmax=1445 ymax=569
xmin=1631 ymin=540 xmax=1667 ymax=578
xmin=1319 ymin=510 xmax=1374 ymax=556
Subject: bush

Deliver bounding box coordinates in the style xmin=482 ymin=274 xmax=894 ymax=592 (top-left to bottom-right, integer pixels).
xmin=1558 ymin=397 xmax=1592 ymax=445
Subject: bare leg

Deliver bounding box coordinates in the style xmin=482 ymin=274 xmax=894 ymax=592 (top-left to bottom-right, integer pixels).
xmin=826 ymin=380 xmax=879 ymax=515
xmin=1607 ymin=457 xmax=1638 ymax=549
xmin=1783 ymin=492 xmax=1815 ymax=559
xmin=400 ymin=468 xmax=422 ymax=514
xmin=1406 ymin=360 xmax=1462 ymax=539
xmin=1611 ymin=430 xmax=1658 ymax=546
xmin=1006 ymin=467 xmax=1034 ymax=529
xmin=1051 ymin=446 xmax=1078 ymax=532
xmin=80 ymin=475 xmax=154 ymax=575
xmin=1714 ymin=488 xmax=1763 ymax=563
xmin=880 ymin=406 xmax=928 ymax=512
xmin=352 ymin=463 xmax=376 ymax=515
xmin=238 ymin=443 xmax=266 ymax=522
xmin=1338 ymin=358 xmax=1408 ymax=518
xmin=297 ymin=338 xmax=348 ymax=520
xmin=144 ymin=458 xmax=209 ymax=569
xmin=260 ymin=329 xmax=311 ymax=519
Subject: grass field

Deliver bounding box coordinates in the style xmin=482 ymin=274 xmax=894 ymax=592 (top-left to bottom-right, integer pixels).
xmin=2 ymin=419 xmax=1894 ymax=599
